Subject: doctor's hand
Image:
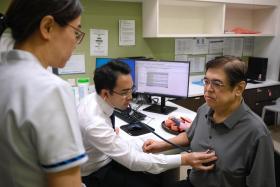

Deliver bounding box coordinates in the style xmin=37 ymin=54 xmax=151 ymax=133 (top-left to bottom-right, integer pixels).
xmin=142 ymin=139 xmax=167 ymax=153
xmin=115 ymin=127 xmax=120 ymax=135
xmin=181 ymin=151 xmax=218 ymax=171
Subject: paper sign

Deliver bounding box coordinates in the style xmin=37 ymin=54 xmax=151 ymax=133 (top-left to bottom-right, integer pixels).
xmin=119 ymin=20 xmax=135 ymax=46
xmin=90 ymin=29 xmax=108 ymax=56
xmin=58 ymin=54 xmax=85 ymax=74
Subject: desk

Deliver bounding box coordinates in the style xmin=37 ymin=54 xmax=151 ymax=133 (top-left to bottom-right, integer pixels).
xmin=116 ymin=101 xmax=196 ymax=153
xmin=115 ymin=101 xmax=196 ymax=184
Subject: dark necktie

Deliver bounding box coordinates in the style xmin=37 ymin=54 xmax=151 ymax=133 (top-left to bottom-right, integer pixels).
xmin=110 ymin=113 xmax=115 ymax=130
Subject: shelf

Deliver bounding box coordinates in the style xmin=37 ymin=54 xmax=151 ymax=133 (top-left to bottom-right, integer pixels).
xmin=142 ymin=0 xmax=278 ymax=38
xmin=225 ymin=4 xmax=277 ymax=36
xmin=144 ymin=33 xmax=274 ymax=38
xmin=143 ymin=0 xmax=224 ymax=37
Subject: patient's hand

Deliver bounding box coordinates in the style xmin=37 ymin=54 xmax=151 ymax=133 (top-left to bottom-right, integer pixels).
xmin=142 ymin=139 xmax=166 ymax=153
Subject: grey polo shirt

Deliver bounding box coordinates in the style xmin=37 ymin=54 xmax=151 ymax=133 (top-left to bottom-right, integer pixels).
xmin=187 ymin=101 xmax=276 ymax=187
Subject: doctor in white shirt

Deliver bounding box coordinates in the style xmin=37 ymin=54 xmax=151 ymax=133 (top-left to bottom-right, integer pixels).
xmin=78 ymin=60 xmax=217 ymax=187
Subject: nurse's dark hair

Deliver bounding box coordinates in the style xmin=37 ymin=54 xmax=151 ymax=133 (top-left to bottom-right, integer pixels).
xmin=0 ymin=0 xmax=83 ymax=43
xmin=206 ymin=55 xmax=248 ymax=87
xmin=94 ymin=60 xmax=131 ymax=95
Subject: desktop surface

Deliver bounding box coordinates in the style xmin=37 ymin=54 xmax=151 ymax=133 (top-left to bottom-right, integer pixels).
xmin=116 ymin=101 xmax=196 ymax=142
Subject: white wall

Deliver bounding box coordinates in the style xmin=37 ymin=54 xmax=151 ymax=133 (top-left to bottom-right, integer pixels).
xmin=254 ymin=5 xmax=280 ymax=81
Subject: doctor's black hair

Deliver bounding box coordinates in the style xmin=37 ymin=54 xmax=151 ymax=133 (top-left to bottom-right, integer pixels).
xmin=0 ymin=0 xmax=83 ymax=43
xmin=94 ymin=60 xmax=131 ymax=95
xmin=206 ymin=55 xmax=248 ymax=88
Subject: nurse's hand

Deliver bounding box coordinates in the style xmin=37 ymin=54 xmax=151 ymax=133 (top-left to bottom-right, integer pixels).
xmin=181 ymin=151 xmax=218 ymax=171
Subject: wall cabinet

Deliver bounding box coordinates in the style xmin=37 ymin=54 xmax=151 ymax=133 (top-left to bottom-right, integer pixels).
xmin=142 ymin=0 xmax=278 ymax=38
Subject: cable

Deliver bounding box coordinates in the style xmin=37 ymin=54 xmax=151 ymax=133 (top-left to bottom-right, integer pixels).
xmin=127 ymin=109 xmax=191 ymax=153
xmin=141 ymin=122 xmax=191 ymax=153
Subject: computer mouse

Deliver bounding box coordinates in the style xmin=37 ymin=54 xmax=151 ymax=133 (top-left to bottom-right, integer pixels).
xmin=128 ymin=123 xmax=142 ymax=131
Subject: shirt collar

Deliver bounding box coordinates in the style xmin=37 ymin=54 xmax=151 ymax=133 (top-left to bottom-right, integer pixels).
xmin=4 ymin=49 xmax=41 ymax=65
xmin=95 ymin=93 xmax=114 ymax=117
xmin=205 ymin=100 xmax=249 ymax=129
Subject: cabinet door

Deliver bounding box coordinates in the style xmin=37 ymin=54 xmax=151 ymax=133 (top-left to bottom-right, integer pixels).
xmin=244 ymin=85 xmax=280 ymax=103
xmin=172 ymin=96 xmax=205 ymax=112
xmin=244 ymin=85 xmax=280 ymax=124
xmin=254 ymin=86 xmax=280 ymax=102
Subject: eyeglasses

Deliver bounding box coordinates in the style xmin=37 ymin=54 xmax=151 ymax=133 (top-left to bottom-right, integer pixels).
xmin=202 ymin=78 xmax=225 ymax=90
xmin=111 ymin=86 xmax=136 ymax=98
xmin=67 ymin=24 xmax=85 ymax=44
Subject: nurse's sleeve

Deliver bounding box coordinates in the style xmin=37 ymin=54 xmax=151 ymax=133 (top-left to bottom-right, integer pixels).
xmin=30 ymin=83 xmax=87 ymax=172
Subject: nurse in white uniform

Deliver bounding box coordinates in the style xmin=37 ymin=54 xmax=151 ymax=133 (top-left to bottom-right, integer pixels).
xmin=0 ymin=0 xmax=88 ymax=187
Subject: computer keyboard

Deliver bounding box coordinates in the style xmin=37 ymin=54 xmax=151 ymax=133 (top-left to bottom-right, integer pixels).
xmin=114 ymin=108 xmax=146 ymax=123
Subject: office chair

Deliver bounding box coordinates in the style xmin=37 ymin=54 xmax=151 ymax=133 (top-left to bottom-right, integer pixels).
xmin=262 ymin=98 xmax=280 ymax=127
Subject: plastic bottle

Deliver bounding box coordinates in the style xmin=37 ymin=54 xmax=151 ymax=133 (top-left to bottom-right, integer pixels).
xmin=77 ymin=78 xmax=89 ymax=100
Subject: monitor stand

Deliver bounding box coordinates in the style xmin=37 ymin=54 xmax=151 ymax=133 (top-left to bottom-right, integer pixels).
xmin=143 ymin=96 xmax=177 ymax=115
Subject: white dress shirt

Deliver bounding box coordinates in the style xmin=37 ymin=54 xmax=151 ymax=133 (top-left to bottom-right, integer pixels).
xmin=78 ymin=93 xmax=181 ymax=176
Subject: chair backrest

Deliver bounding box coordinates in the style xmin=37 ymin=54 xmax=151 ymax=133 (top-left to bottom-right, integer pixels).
xmin=276 ymin=97 xmax=280 ymax=105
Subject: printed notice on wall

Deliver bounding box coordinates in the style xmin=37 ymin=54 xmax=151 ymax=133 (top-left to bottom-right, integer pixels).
xmin=223 ymin=38 xmax=243 ymax=57
xmin=175 ymin=39 xmax=195 ymax=55
xmin=175 ymin=54 xmax=189 ymax=62
xmin=119 ymin=20 xmax=135 ymax=46
xmin=208 ymin=38 xmax=223 ymax=54
xmin=188 ymin=56 xmax=206 ymax=73
xmin=193 ymin=38 xmax=209 ymax=55
xmin=90 ymin=29 xmax=108 ymax=56
xmin=243 ymin=38 xmax=254 ymax=56
xmin=58 ymin=54 xmax=85 ymax=74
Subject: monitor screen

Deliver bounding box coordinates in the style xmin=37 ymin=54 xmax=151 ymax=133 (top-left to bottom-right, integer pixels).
xmin=135 ymin=60 xmax=190 ymax=97
xmin=246 ymin=57 xmax=268 ymax=83
xmin=135 ymin=60 xmax=190 ymax=114
xmin=95 ymin=58 xmax=112 ymax=68
xmin=95 ymin=58 xmax=135 ymax=83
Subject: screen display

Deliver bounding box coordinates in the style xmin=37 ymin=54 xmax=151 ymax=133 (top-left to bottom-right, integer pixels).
xmin=95 ymin=58 xmax=135 ymax=83
xmin=246 ymin=57 xmax=268 ymax=82
xmin=95 ymin=58 xmax=112 ymax=68
xmin=135 ymin=60 xmax=190 ymax=98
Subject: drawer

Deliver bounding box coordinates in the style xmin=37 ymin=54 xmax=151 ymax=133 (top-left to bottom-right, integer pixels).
xmin=251 ymin=100 xmax=275 ymax=116
xmin=244 ymin=85 xmax=280 ymax=103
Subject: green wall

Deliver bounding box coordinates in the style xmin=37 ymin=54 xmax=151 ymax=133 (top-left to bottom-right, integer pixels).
xmin=0 ymin=0 xmax=174 ymax=83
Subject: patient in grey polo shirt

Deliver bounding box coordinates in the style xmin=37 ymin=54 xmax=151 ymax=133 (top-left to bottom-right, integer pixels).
xmin=143 ymin=56 xmax=276 ymax=187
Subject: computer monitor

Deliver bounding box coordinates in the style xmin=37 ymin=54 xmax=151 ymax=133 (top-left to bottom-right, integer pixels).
xmin=95 ymin=58 xmax=112 ymax=68
xmin=95 ymin=58 xmax=135 ymax=83
xmin=135 ymin=60 xmax=190 ymax=115
xmin=246 ymin=57 xmax=268 ymax=83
